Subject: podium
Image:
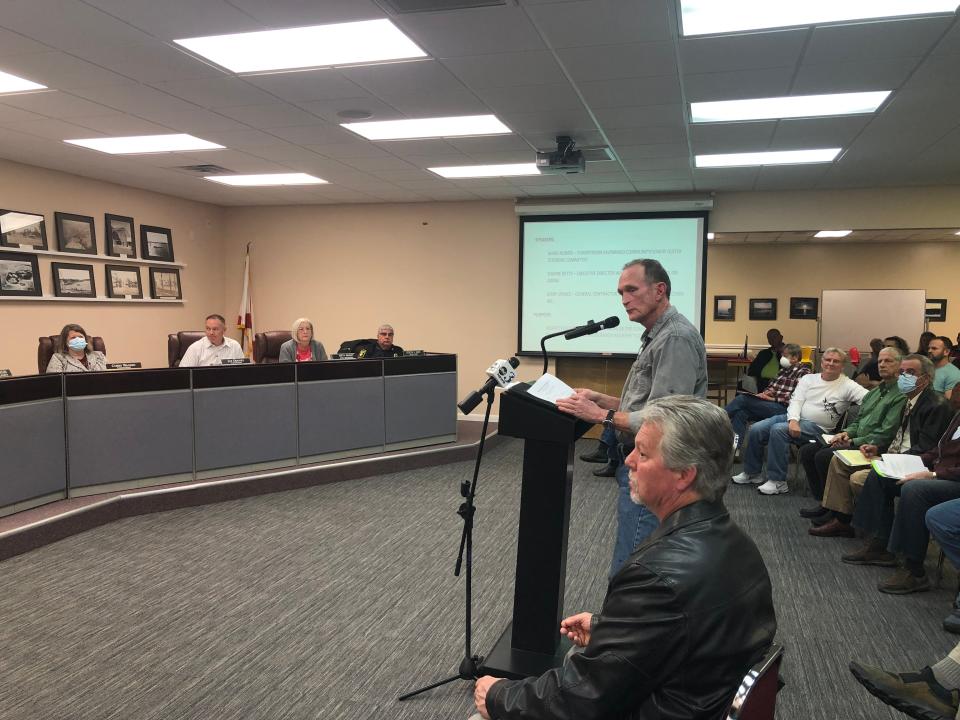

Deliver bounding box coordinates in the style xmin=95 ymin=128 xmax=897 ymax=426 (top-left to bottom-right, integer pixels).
xmin=479 ymin=383 xmax=592 ymax=679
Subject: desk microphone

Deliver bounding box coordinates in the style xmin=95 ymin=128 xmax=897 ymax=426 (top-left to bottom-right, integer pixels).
xmin=563 ymin=316 xmax=620 ymax=340
xmin=458 ymin=357 xmax=519 ymax=414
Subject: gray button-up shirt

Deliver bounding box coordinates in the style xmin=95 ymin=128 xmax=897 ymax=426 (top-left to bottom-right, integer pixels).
xmin=618 ymin=305 xmax=707 ymax=443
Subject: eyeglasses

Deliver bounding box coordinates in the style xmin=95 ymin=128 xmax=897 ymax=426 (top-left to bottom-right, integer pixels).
xmin=899 ymin=369 xmax=919 ymax=377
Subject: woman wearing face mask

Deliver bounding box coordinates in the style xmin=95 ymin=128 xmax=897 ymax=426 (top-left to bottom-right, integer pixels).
xmin=46 ymin=323 xmax=106 ymax=373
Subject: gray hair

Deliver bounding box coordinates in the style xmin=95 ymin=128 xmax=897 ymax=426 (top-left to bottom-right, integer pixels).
xmin=291 ymin=317 xmax=314 ymax=340
xmin=378 ymin=324 xmax=394 ymax=334
xmin=904 ymin=353 xmax=936 ymax=379
xmin=877 ymin=346 xmax=902 ymax=363
xmin=822 ymin=347 xmax=847 ymax=363
xmin=622 ymin=258 xmax=672 ymax=299
xmin=634 ymin=395 xmax=733 ymax=503
xmin=783 ymin=343 xmax=802 ymax=360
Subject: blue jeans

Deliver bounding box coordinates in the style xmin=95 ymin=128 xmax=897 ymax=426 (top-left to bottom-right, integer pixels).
xmin=927 ymin=499 xmax=960 ymax=569
xmin=724 ymin=394 xmax=788 ymax=449
xmin=601 ymin=425 xmax=618 ymax=463
xmin=742 ymin=414 xmax=822 ymax=482
xmin=610 ymin=446 xmax=659 ymax=579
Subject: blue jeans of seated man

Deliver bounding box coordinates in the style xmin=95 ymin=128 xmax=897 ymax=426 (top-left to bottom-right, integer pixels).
xmin=601 ymin=425 xmax=618 ymax=463
xmin=742 ymin=414 xmax=822 ymax=482
xmin=927 ymin=499 xmax=960 ymax=570
xmin=724 ymin=394 xmax=788 ymax=449
xmin=610 ymin=445 xmax=659 ymax=580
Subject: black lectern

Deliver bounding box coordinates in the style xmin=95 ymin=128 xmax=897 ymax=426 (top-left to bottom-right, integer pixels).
xmin=479 ymin=383 xmax=592 ymax=679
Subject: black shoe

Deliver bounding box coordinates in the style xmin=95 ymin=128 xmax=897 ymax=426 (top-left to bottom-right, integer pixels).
xmin=811 ymin=513 xmax=834 ymax=527
xmin=579 ymin=443 xmax=609 ymax=464
xmin=799 ymin=504 xmax=829 ymax=519
xmin=593 ymin=462 xmax=616 ymax=477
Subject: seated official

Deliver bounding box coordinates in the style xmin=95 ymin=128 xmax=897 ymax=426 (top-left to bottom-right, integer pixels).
xmin=179 ymin=314 xmax=244 ymax=367
xmin=46 ymin=323 xmax=106 ymax=373
xmin=279 ymin=318 xmax=327 ymax=363
xmin=745 ymin=328 xmax=785 ymax=393
xmin=472 ymin=396 xmax=776 ymax=720
xmin=725 ymin=342 xmax=808 ymax=449
xmin=854 ymin=337 xmax=884 ymax=389
xmin=356 ymin=324 xmax=404 ymax=359
xmin=930 ymin=336 xmax=960 ymax=399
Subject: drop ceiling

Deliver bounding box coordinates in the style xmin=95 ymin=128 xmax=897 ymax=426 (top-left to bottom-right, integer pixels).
xmin=0 ymin=0 xmax=957 ymax=206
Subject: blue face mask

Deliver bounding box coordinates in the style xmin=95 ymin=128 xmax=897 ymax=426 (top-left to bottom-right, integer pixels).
xmin=67 ymin=337 xmax=87 ymax=352
xmin=897 ymin=373 xmax=917 ymax=394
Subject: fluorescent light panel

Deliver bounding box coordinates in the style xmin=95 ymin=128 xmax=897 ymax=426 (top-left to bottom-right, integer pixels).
xmin=65 ymin=134 xmax=224 ymax=154
xmin=342 ymin=114 xmax=511 ymax=141
xmin=0 ymin=70 xmax=46 ymax=94
xmin=680 ymin=1 xmax=960 ymax=36
xmin=696 ymin=148 xmax=841 ymax=168
xmin=429 ymin=163 xmax=540 ymax=179
xmin=175 ymin=19 xmax=426 ymax=74
xmin=815 ymin=230 xmax=852 ymax=237
xmin=205 ymin=173 xmax=327 ymax=186
xmin=691 ymin=91 xmax=891 ymax=123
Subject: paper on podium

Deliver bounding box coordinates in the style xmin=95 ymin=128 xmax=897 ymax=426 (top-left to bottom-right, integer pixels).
xmin=526 ymin=373 xmax=576 ymax=404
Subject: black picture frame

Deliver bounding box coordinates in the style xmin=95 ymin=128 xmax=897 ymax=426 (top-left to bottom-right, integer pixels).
xmin=140 ymin=225 xmax=174 ymax=262
xmin=149 ymin=267 xmax=182 ymax=300
xmin=749 ymin=298 xmax=778 ymax=321
xmin=55 ymin=212 xmax=98 ymax=255
xmin=713 ymin=295 xmax=736 ymax=321
xmin=789 ymin=296 xmax=819 ymax=320
xmin=105 ymin=214 xmax=136 ymax=258
xmin=926 ymin=299 xmax=947 ymax=322
xmin=0 ymin=209 xmax=48 ymax=250
xmin=0 ymin=252 xmax=42 ymax=297
xmin=105 ymin=264 xmax=143 ymax=299
xmin=52 ymin=262 xmax=97 ymax=298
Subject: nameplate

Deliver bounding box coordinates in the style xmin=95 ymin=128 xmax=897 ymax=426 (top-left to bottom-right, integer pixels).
xmin=331 ymin=353 xmax=356 ymax=360
xmin=403 ymin=350 xmax=425 ymax=356
xmin=220 ymin=358 xmax=251 ymax=365
xmin=0 ymin=368 xmax=12 ymax=377
xmin=106 ymin=362 xmax=142 ymax=370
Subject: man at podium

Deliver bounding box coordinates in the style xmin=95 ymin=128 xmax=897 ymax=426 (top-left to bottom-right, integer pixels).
xmin=556 ymin=259 xmax=707 ymax=577
xmin=473 ymin=396 xmax=775 ymax=720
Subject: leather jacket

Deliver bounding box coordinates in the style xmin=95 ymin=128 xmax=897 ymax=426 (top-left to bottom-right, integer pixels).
xmin=486 ymin=500 xmax=776 ymax=720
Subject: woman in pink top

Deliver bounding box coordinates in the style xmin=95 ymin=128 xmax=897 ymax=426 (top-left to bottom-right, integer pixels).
xmin=278 ymin=317 xmax=327 ymax=363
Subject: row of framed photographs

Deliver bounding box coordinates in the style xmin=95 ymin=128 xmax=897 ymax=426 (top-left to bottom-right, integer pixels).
xmin=0 ymin=209 xmax=174 ymax=262
xmin=713 ymin=296 xmax=819 ymax=322
xmin=0 ymin=253 xmax=182 ymax=300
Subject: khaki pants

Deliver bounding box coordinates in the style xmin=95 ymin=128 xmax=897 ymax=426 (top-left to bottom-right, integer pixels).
xmin=822 ymin=456 xmax=871 ymax=514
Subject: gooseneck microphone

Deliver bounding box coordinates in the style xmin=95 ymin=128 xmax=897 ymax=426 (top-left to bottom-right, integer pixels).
xmin=563 ymin=315 xmax=620 ymax=340
xmin=457 ymin=357 xmax=520 ymax=415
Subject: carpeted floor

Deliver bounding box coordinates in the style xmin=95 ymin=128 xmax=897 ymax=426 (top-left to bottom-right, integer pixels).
xmin=0 ymin=438 xmax=956 ymax=720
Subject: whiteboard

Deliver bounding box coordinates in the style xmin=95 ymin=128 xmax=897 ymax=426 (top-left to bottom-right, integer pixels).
xmin=820 ymin=289 xmax=926 ymax=352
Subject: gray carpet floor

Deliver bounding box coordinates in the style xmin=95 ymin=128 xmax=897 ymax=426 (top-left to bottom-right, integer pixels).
xmin=0 ymin=439 xmax=957 ymax=720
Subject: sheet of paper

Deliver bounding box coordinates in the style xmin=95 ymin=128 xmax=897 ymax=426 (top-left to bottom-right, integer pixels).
xmin=821 ymin=434 xmax=836 ymax=444
xmin=834 ymin=449 xmax=871 ymax=467
xmin=872 ymin=453 xmax=927 ymax=479
xmin=526 ymin=373 xmax=577 ymax=404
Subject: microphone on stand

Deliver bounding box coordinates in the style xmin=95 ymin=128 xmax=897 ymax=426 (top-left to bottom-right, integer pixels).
xmin=457 ymin=357 xmax=520 ymax=415
xmin=563 ymin=315 xmax=620 ymax=340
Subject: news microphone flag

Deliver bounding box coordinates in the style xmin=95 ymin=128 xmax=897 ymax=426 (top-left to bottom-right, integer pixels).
xmin=237 ymin=243 xmax=254 ymax=358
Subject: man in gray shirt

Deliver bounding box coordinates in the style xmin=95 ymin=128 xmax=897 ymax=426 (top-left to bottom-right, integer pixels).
xmin=557 ymin=258 xmax=707 ymax=577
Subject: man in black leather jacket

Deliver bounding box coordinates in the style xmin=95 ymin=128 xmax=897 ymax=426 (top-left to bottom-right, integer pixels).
xmin=473 ymin=396 xmax=777 ymax=720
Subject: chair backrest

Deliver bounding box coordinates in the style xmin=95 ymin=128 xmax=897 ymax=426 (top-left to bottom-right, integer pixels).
xmin=338 ymin=338 xmax=375 ymax=354
xmin=253 ymin=331 xmax=292 ymax=364
xmin=167 ymin=331 xmax=205 ymax=367
xmin=727 ymin=643 xmax=784 ymax=720
xmin=38 ymin=335 xmax=106 ymax=374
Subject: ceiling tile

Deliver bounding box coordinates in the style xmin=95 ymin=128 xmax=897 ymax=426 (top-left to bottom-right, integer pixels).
xmin=244 ymin=71 xmax=372 ymax=104
xmin=396 ymin=5 xmax=546 ymax=58
xmin=0 ymin=91 xmax=117 ymax=118
xmin=296 ymin=97 xmax=405 ymax=124
xmin=557 ymin=42 xmax=677 ymax=81
xmin=0 ymin=118 xmax=106 ymax=140
xmin=578 ymin=75 xmax=681 ymax=109
xmin=604 ymin=126 xmax=686 ymax=145
xmin=0 ymin=104 xmax=47 ymax=124
xmin=474 ymin=83 xmax=584 ymax=114
xmin=148 ymin=77 xmax=278 ymax=109
xmin=500 ymin=107 xmax=597 ymax=133
xmin=0 ymin=0 xmax=155 ymax=52
xmin=77 ymin=41 xmax=227 ymax=84
xmin=803 ymin=17 xmax=950 ymax=65
xmin=374 ymin=89 xmax=490 ymax=117
xmin=440 ymin=51 xmax=564 ymax=89
xmin=679 ymin=30 xmax=806 ymax=75
xmin=216 ymin=103 xmax=324 ymax=128
xmin=682 ymin=67 xmax=794 ymax=103
xmin=792 ymin=57 xmax=918 ymax=94
xmin=62 ymin=113 xmax=175 ymax=135
xmin=341 ymin=60 xmax=466 ymax=98
xmin=614 ymin=142 xmax=689 ymax=160
xmin=620 ymin=156 xmax=690 ymax=172
xmin=593 ymin=103 xmax=684 ymax=129
xmin=0 ymin=26 xmax=52 ymax=56
xmin=226 ymin=0 xmax=383 ymax=26
xmin=527 ymin=0 xmax=671 ymax=47
xmin=80 ymin=0 xmax=264 ymax=39
xmin=270 ymin=124 xmax=357 ymax=145
xmin=768 ymin=116 xmax=872 ymax=150
xmin=0 ymin=51 xmax=130 ymax=88
xmin=446 ymin=135 xmax=533 ymax=153
xmin=689 ymin=121 xmax=777 ymax=154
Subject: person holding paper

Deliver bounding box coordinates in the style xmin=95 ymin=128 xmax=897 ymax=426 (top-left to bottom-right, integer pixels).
xmin=555 ymin=259 xmax=707 ymax=578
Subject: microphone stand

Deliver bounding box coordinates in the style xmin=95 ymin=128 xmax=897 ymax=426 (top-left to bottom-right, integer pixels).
xmin=398 ymin=384 xmax=497 ymax=702
xmin=540 ymin=327 xmax=584 ymax=375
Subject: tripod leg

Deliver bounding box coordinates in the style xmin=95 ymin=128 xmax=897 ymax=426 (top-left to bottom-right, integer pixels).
xmin=397 ymin=674 xmax=463 ymax=701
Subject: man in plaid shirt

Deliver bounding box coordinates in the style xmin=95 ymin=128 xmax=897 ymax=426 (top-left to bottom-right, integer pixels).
xmin=725 ymin=343 xmax=809 ymax=449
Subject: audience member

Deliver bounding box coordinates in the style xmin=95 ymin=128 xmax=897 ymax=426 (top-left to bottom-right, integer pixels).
xmin=472 ymin=396 xmax=776 ymax=720
xmin=732 ymin=348 xmax=866 ymax=495
xmin=850 ymin=648 xmax=960 ymax=720
xmin=885 ymin=335 xmax=911 ymax=356
xmin=917 ymin=330 xmax=936 ymax=356
xmin=746 ymin=328 xmax=785 ymax=393
xmin=279 ymin=318 xmax=327 ymax=362
xmin=356 ymin=324 xmax=404 ymax=358
xmin=854 ymin=337 xmax=885 ymax=390
xmin=930 ymin=336 xmax=960 ymax=399
xmin=927 ymin=498 xmax=960 ymax=633
xmin=179 ymin=314 xmax=244 ymax=367
xmin=45 ymin=323 xmax=106 ymax=373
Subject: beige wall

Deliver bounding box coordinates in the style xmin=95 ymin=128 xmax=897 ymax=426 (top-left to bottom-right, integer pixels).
xmin=0 ymin=158 xmax=225 ymax=376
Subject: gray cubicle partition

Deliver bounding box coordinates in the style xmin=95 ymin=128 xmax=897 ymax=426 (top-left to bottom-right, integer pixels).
xmin=384 ymin=355 xmax=457 ymax=448
xmin=0 ymin=375 xmax=66 ymax=515
xmin=65 ymin=369 xmax=194 ymax=494
xmin=297 ymin=360 xmax=385 ymax=461
xmin=193 ymin=363 xmax=298 ymax=476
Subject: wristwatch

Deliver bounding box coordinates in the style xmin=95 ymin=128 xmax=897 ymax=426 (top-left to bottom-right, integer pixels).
xmin=602 ymin=409 xmax=616 ymax=429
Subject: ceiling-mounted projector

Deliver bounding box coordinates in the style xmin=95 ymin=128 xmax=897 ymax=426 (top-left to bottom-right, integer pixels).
xmin=536 ymin=135 xmax=585 ymax=175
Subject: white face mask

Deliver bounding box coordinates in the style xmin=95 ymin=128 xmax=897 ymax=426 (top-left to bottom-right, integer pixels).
xmin=780 ymin=356 xmax=792 ymax=369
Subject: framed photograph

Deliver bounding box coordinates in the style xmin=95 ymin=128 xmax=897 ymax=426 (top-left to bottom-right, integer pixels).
xmin=105 ymin=264 xmax=143 ymax=299
xmin=140 ymin=225 xmax=174 ymax=262
xmin=0 ymin=252 xmax=42 ymax=297
xmin=748 ymin=298 xmax=778 ymax=321
xmin=149 ymin=267 xmax=182 ymax=300
xmin=0 ymin=209 xmax=47 ymax=250
xmin=55 ymin=212 xmax=98 ymax=255
xmin=926 ymin=298 xmax=947 ymax=322
xmin=51 ymin=262 xmax=97 ymax=298
xmin=789 ymin=297 xmax=819 ymax=320
xmin=105 ymin=214 xmax=136 ymax=258
xmin=713 ymin=295 xmax=736 ymax=321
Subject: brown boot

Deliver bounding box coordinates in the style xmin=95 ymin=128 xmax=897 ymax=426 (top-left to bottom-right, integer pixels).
xmin=878 ymin=567 xmax=930 ymax=595
xmin=842 ymin=541 xmax=897 ymax=567
xmin=850 ymin=662 xmax=958 ymax=720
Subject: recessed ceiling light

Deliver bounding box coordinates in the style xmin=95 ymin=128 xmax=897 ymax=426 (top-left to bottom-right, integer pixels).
xmin=175 ymin=19 xmax=426 ymax=74
xmin=679 ymin=1 xmax=960 ymax=36
xmin=707 ymin=232 xmax=715 ymax=240
xmin=695 ymin=148 xmax=841 ymax=168
xmin=428 ymin=163 xmax=540 ymax=178
xmin=955 ymin=231 xmax=960 ymax=236
xmin=204 ymin=173 xmax=327 ymax=186
xmin=0 ymin=70 xmax=46 ymax=94
xmin=65 ymin=134 xmax=224 ymax=154
xmin=691 ymin=91 xmax=891 ymax=123
xmin=815 ymin=230 xmax=853 ymax=238
xmin=342 ymin=114 xmax=511 ymax=141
